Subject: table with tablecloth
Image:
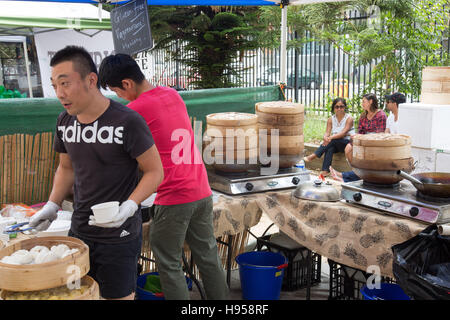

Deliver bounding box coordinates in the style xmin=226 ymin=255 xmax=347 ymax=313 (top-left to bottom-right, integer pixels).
xmin=252 ymin=189 xmax=429 ymax=278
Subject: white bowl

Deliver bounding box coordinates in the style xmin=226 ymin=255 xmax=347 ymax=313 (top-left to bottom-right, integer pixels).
xmin=37 ymin=220 xmax=71 ymax=237
xmin=90 ymin=201 xmax=119 ymax=223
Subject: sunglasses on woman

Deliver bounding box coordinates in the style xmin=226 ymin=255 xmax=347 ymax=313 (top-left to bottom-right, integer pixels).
xmin=334 ymin=105 xmax=345 ymax=109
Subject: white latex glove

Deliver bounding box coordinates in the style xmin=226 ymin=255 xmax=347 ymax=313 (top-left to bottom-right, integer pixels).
xmin=29 ymin=201 xmax=60 ymax=228
xmin=88 ymin=200 xmax=138 ymax=228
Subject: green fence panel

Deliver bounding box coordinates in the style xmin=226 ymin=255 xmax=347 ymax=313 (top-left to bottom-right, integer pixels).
xmin=0 ymin=86 xmax=283 ymax=136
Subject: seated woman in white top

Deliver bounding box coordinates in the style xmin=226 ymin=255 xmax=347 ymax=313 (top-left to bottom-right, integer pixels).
xmin=385 ymin=92 xmax=406 ymax=134
xmin=304 ymin=98 xmax=355 ymax=176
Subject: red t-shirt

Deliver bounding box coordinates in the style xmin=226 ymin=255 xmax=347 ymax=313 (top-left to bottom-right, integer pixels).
xmin=127 ymin=86 xmax=212 ymax=205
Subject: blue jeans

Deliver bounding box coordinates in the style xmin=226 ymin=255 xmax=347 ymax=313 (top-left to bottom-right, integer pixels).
xmin=342 ymin=171 xmax=360 ymax=182
xmin=314 ymin=138 xmax=350 ymax=172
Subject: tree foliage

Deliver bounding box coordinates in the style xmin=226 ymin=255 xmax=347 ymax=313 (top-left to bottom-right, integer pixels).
xmin=148 ymin=6 xmax=263 ymax=88
xmin=259 ymin=0 xmax=450 ymax=103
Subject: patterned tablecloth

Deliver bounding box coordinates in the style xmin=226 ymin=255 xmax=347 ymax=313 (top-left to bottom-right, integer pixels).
xmin=2 ymin=188 xmax=430 ymax=279
xmin=253 ymin=190 xmax=429 ymax=278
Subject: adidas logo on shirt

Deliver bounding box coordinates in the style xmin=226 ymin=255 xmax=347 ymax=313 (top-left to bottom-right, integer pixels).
xmin=120 ymin=230 xmax=130 ymax=238
xmin=58 ymin=120 xmax=124 ymax=144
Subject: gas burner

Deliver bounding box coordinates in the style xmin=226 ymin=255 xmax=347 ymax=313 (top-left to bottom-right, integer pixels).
xmin=362 ymin=181 xmax=400 ymax=189
xmin=213 ymin=170 xmax=248 ymax=178
xmin=416 ymin=191 xmax=450 ymax=204
xmin=341 ymin=180 xmax=450 ymax=224
xmin=277 ymin=167 xmax=295 ymax=173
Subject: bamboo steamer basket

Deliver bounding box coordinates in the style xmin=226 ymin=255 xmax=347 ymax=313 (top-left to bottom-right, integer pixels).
xmin=1 ymin=275 xmax=99 ymax=300
xmin=255 ymin=101 xmax=305 ymax=115
xmin=203 ymin=135 xmax=255 ymax=151
xmin=205 ymin=112 xmax=258 ymax=172
xmin=350 ymin=133 xmax=414 ymax=184
xmin=258 ymin=123 xmax=303 ymax=136
xmin=352 ymin=133 xmax=412 ymax=161
xmin=0 ymin=236 xmax=89 ymax=292
xmin=255 ymin=101 xmax=305 ymax=168
xmin=256 ymin=110 xmax=304 ymax=125
xmin=420 ymin=66 xmax=450 ymax=105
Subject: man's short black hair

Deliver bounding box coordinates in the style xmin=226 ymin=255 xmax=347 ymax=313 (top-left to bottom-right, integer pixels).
xmin=50 ymin=45 xmax=99 ymax=89
xmin=99 ymin=54 xmax=145 ymax=90
xmin=385 ymin=92 xmax=406 ymax=105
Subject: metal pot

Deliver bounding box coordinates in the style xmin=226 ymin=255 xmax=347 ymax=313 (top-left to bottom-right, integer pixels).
xmin=293 ymin=179 xmax=341 ymax=202
xmin=397 ymin=171 xmax=450 ymax=198
xmin=351 ymin=167 xmax=413 ymax=185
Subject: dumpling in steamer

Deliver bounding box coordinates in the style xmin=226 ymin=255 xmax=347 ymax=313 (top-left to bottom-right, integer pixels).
xmin=50 ymin=244 xmax=70 ymax=259
xmin=61 ymin=248 xmax=79 ymax=259
xmin=11 ymin=249 xmax=34 ymax=265
xmin=30 ymin=246 xmax=50 ymax=260
xmin=34 ymin=250 xmax=58 ymax=264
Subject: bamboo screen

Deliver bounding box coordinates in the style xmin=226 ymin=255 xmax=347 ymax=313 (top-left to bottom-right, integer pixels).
xmin=0 ymin=132 xmax=59 ymax=206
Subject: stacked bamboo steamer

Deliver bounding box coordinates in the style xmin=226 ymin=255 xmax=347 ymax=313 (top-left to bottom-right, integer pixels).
xmin=350 ymin=133 xmax=414 ymax=184
xmin=255 ymin=101 xmax=305 ymax=168
xmin=0 ymin=236 xmax=99 ymax=300
xmin=204 ymin=112 xmax=258 ymax=173
xmin=420 ymin=66 xmax=450 ymax=105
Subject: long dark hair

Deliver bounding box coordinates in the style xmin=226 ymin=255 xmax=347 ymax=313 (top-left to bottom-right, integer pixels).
xmin=361 ymin=93 xmax=379 ymax=118
xmin=331 ymin=98 xmax=348 ymax=114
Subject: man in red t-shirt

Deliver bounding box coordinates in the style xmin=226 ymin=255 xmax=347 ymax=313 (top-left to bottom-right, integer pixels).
xmin=99 ymin=54 xmax=228 ymax=300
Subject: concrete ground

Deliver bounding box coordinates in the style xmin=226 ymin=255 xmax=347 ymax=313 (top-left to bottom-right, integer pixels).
xmin=189 ymin=212 xmax=331 ymax=300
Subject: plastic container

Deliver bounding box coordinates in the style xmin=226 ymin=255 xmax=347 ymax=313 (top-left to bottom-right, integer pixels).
xmin=235 ymin=251 xmax=287 ymax=300
xmin=136 ymin=272 xmax=192 ymax=300
xmin=295 ymin=160 xmax=305 ymax=171
xmin=90 ymin=201 xmax=119 ymax=223
xmin=360 ymin=283 xmax=410 ymax=300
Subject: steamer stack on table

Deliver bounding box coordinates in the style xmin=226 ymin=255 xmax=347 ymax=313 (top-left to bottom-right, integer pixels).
xmin=350 ymin=133 xmax=415 ymax=184
xmin=204 ymin=112 xmax=259 ymax=173
xmin=255 ymin=101 xmax=305 ymax=168
xmin=420 ymin=66 xmax=450 ymax=105
xmin=0 ymin=236 xmax=99 ymax=300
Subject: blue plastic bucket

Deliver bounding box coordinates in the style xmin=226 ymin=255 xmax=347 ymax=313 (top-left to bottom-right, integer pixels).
xmin=136 ymin=272 xmax=193 ymax=300
xmin=235 ymin=251 xmax=288 ymax=300
xmin=361 ymin=283 xmax=410 ymax=300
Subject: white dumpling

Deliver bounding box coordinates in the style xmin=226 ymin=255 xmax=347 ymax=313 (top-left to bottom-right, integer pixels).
xmin=50 ymin=244 xmax=70 ymax=259
xmin=11 ymin=250 xmax=34 ymax=265
xmin=34 ymin=250 xmax=58 ymax=264
xmin=2 ymin=255 xmax=22 ymax=265
xmin=30 ymin=245 xmax=49 ymax=254
xmin=61 ymin=248 xmax=79 ymax=259
xmin=30 ymin=246 xmax=49 ymax=260
xmin=1 ymin=256 xmax=19 ymax=265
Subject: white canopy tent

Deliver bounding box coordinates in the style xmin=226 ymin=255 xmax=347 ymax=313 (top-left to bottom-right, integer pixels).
xmin=0 ymin=1 xmax=113 ymax=97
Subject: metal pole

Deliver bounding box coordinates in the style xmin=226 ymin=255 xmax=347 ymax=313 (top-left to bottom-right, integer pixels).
xmin=23 ymin=40 xmax=33 ymax=98
xmin=280 ymin=4 xmax=288 ymax=85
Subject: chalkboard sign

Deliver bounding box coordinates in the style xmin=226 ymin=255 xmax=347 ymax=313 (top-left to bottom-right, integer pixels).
xmin=111 ymin=0 xmax=153 ymax=56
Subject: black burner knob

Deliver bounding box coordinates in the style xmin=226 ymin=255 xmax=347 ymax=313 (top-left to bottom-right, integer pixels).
xmin=353 ymin=192 xmax=362 ymax=202
xmin=245 ymin=183 xmax=254 ymax=191
xmin=409 ymin=207 xmax=419 ymax=217
xmin=292 ymin=177 xmax=300 ymax=185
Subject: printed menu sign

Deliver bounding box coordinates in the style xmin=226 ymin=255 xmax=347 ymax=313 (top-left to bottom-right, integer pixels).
xmin=111 ymin=0 xmax=153 ymax=55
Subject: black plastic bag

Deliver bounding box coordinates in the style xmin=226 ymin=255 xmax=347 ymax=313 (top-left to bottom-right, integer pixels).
xmin=392 ymin=224 xmax=450 ymax=300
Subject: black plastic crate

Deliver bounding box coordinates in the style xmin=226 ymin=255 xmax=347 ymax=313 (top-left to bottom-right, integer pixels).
xmin=328 ymin=259 xmax=396 ymax=300
xmin=256 ymin=232 xmax=321 ymax=291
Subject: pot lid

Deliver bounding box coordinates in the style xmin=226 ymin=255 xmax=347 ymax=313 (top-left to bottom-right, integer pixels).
xmin=292 ymin=179 xmax=341 ymax=202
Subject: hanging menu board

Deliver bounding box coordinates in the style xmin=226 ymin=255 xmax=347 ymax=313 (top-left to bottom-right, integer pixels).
xmin=111 ymin=0 xmax=153 ymax=55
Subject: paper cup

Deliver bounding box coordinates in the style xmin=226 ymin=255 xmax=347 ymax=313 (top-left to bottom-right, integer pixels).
xmin=91 ymin=201 xmax=119 ymax=223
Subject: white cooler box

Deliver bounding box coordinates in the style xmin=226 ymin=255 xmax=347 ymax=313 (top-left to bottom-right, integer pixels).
xmin=411 ymin=146 xmax=437 ymax=173
xmin=436 ymin=150 xmax=450 ymax=173
xmin=398 ymin=103 xmax=450 ymax=150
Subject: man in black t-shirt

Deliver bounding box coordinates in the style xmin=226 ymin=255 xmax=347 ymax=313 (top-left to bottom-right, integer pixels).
xmin=29 ymin=46 xmax=164 ymax=300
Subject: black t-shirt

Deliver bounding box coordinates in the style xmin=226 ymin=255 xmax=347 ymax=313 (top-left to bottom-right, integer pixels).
xmin=54 ymin=99 xmax=154 ymax=244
